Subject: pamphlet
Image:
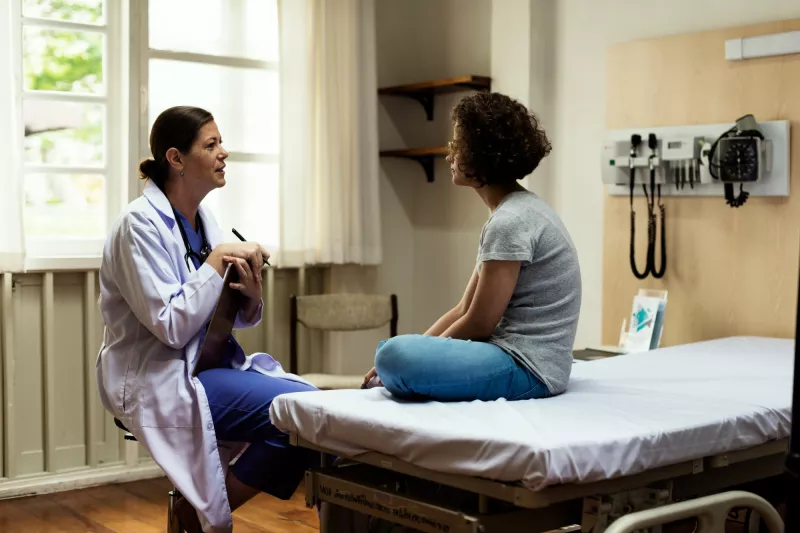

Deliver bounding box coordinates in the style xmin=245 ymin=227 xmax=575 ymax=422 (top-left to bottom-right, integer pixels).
xmin=623 ymin=290 xmax=668 ymax=353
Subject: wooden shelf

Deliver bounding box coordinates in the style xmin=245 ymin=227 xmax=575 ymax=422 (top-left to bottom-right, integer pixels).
xmin=378 ymin=75 xmax=491 ymax=120
xmin=380 ymin=147 xmax=448 ymax=158
xmin=378 ymin=76 xmax=491 ymax=95
xmin=379 ymin=147 xmax=448 ymax=182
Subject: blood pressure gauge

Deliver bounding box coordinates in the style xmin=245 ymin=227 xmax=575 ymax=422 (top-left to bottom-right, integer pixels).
xmin=717 ymin=136 xmax=761 ymax=183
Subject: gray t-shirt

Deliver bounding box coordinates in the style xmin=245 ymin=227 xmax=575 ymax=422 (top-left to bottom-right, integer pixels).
xmin=477 ymin=190 xmax=582 ymax=395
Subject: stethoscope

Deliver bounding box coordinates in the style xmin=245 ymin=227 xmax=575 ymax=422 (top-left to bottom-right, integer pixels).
xmin=172 ymin=206 xmax=212 ymax=271
xmin=629 ymin=133 xmax=666 ymax=280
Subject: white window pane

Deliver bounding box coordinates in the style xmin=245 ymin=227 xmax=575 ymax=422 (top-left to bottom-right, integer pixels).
xmin=23 ymin=27 xmax=105 ymax=95
xmin=24 ymin=173 xmax=106 ymax=238
xmin=23 ymin=0 xmax=105 ymax=25
xmin=202 ymin=162 xmax=279 ymax=248
xmin=23 ymin=100 xmax=105 ymax=166
xmin=149 ymin=0 xmax=278 ymax=62
xmin=149 ymin=59 xmax=279 ymax=155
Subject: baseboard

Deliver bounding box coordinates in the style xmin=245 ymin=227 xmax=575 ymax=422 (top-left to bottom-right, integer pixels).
xmin=0 ymin=461 xmax=165 ymax=500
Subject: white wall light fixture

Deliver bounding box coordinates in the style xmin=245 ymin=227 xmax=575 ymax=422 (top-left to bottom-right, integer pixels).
xmin=726 ymin=30 xmax=800 ymax=61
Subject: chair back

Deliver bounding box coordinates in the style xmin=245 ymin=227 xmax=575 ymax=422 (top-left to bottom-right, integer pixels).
xmin=290 ymin=293 xmax=398 ymax=374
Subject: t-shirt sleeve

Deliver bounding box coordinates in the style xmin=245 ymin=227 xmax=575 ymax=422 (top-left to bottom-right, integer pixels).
xmin=479 ymin=210 xmax=534 ymax=263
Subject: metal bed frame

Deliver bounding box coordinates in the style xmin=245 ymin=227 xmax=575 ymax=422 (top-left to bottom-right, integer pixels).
xmin=293 ymin=433 xmax=788 ymax=532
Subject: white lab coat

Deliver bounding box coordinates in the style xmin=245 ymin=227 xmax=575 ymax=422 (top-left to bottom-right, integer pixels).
xmin=96 ymin=181 xmax=305 ymax=532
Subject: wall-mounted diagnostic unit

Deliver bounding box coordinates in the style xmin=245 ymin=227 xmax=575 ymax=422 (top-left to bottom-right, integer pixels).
xmin=601 ymin=115 xmax=790 ymax=279
xmin=601 ymin=115 xmax=790 ymax=205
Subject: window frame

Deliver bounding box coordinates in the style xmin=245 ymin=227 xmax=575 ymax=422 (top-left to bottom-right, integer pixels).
xmin=133 ymin=0 xmax=281 ymax=245
xmin=8 ymin=0 xmax=281 ymax=272
xmin=134 ymin=0 xmax=280 ymax=167
xmin=15 ymin=0 xmax=129 ymax=272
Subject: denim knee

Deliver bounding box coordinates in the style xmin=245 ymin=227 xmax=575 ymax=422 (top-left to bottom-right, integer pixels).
xmin=374 ymin=336 xmax=418 ymax=395
xmin=374 ymin=336 xmax=409 ymax=377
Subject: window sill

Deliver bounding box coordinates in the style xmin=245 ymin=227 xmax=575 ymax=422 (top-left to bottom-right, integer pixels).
xmin=20 ymin=237 xmax=104 ymax=272
xmin=23 ymin=255 xmax=101 ymax=273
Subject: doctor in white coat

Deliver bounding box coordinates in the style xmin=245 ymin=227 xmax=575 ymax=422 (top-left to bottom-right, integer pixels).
xmin=96 ymin=106 xmax=320 ymax=533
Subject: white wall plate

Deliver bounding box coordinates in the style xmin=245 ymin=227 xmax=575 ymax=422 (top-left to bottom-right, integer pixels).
xmin=601 ymin=120 xmax=790 ymax=198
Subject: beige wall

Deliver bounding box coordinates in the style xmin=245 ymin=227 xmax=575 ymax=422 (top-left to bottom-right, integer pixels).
xmin=326 ymin=0 xmax=494 ymax=375
xmin=551 ymin=0 xmax=800 ymax=350
xmin=490 ymin=0 xmax=557 ymax=203
xmin=328 ymin=0 xmax=800 ymax=370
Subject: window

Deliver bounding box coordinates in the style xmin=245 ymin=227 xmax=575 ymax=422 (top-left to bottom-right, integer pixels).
xmin=1 ymin=0 xmax=281 ymax=270
xmin=141 ymin=0 xmax=281 ymax=250
xmin=18 ymin=0 xmax=126 ymax=265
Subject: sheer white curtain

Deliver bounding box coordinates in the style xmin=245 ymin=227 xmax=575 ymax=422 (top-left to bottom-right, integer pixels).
xmin=276 ymin=0 xmax=382 ymax=268
xmin=0 ymin=4 xmax=25 ymax=272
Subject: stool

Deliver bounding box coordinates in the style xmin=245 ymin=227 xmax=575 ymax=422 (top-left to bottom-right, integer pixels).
xmin=114 ymin=418 xmax=183 ymax=533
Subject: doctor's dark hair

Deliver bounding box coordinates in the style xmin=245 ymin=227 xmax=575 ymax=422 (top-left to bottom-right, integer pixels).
xmin=139 ymin=106 xmax=215 ymax=188
xmin=448 ymin=92 xmax=551 ymax=187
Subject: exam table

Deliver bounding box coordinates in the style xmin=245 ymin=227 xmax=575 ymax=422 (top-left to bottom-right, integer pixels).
xmin=269 ymin=337 xmax=790 ymax=532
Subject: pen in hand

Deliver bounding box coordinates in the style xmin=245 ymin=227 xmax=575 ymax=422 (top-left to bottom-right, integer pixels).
xmin=232 ymin=228 xmax=271 ymax=266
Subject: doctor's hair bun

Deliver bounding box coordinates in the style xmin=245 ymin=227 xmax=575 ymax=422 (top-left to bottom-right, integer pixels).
xmin=448 ymin=92 xmax=551 ymax=187
xmin=139 ymin=158 xmax=160 ymax=181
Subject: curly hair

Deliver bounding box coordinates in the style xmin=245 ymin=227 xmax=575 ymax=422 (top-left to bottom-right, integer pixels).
xmin=448 ymin=92 xmax=551 ymax=187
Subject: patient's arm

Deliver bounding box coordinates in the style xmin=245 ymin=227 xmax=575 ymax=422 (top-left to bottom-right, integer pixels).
xmin=424 ymin=267 xmax=479 ymax=336
xmin=440 ymin=260 xmax=520 ymax=340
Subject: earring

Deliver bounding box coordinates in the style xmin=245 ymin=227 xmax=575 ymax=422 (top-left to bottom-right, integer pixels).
xmin=180 ymin=171 xmax=184 ymax=176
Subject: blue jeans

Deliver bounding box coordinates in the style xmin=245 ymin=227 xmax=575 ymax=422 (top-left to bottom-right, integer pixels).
xmin=197 ymin=368 xmax=321 ymax=499
xmin=374 ymin=334 xmax=551 ymax=402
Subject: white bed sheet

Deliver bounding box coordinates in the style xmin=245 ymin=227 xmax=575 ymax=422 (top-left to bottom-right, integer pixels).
xmin=270 ymin=337 xmax=793 ymax=491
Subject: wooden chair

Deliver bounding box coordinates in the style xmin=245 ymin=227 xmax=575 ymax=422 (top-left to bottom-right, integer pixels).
xmin=290 ymin=293 xmax=398 ymax=390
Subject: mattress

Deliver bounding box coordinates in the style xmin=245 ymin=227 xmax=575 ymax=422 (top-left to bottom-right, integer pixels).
xmin=269 ymin=337 xmax=793 ymax=491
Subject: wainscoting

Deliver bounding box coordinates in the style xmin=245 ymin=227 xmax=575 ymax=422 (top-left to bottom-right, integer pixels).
xmin=0 ymin=266 xmax=323 ymax=498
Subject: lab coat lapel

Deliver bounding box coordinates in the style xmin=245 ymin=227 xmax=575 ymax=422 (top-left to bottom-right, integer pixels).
xmin=142 ymin=179 xmax=172 ymax=218
xmin=142 ymin=180 xmax=194 ymax=281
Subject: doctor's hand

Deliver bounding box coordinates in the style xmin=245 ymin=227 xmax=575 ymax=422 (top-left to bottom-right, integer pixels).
xmin=223 ymin=256 xmax=263 ymax=302
xmin=234 ymin=242 xmax=269 ymax=278
xmin=211 ymin=242 xmax=269 ymax=281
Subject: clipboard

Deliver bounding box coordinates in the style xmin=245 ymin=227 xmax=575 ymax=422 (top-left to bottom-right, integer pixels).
xmin=192 ymin=265 xmax=244 ymax=376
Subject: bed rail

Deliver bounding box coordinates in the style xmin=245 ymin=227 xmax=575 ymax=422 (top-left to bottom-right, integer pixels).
xmin=602 ymin=491 xmax=783 ymax=533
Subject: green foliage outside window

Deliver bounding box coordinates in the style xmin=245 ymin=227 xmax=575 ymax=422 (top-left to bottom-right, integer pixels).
xmin=22 ymin=0 xmax=106 ymax=238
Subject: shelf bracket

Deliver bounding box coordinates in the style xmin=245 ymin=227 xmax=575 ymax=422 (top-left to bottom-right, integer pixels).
xmin=412 ymin=156 xmax=436 ymax=182
xmin=409 ymin=92 xmax=435 ymax=121
xmin=379 ymin=149 xmax=446 ymax=183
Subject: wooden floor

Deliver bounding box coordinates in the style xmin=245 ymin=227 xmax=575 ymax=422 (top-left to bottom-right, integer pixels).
xmin=0 ymin=477 xmax=319 ymax=532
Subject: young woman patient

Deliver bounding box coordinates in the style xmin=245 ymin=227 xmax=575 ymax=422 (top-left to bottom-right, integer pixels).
xmin=363 ymin=92 xmax=582 ymax=402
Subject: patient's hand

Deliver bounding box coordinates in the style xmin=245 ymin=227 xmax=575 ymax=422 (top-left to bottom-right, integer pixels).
xmin=362 ymin=367 xmax=383 ymax=389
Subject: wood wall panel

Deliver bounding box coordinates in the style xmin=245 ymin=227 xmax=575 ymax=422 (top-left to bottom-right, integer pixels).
xmin=14 ymin=277 xmax=45 ymax=475
xmin=603 ymin=19 xmax=800 ymax=346
xmin=52 ymin=274 xmax=87 ymax=472
xmin=0 ymin=266 xmax=328 ymax=482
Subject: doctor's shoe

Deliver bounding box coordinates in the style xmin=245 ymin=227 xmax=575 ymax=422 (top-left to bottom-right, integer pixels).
xmin=174 ymin=496 xmax=204 ymax=533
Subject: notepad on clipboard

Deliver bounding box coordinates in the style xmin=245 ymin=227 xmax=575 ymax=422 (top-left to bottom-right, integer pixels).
xmin=192 ymin=265 xmax=244 ymax=377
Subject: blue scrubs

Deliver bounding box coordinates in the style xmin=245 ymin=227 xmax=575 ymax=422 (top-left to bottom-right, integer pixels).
xmin=175 ymin=211 xmax=320 ymax=499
